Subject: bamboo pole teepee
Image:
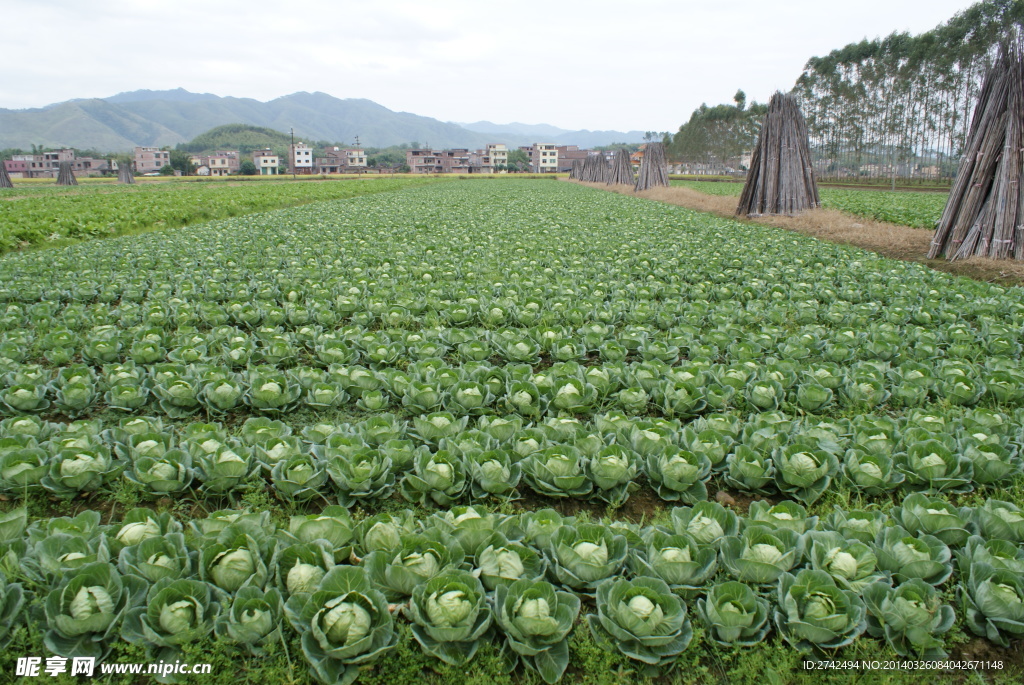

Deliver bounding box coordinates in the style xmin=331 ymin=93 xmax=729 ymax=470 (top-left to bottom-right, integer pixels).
xmin=581 ymin=153 xmax=608 ymax=183
xmin=570 ymin=158 xmax=586 ymax=180
xmin=56 ymin=161 xmax=78 ymax=186
xmin=0 ymin=161 xmax=12 ymax=189
xmin=634 ymin=142 xmax=669 ymax=191
xmin=736 ymin=92 xmax=819 ymax=216
xmin=118 ymin=160 xmax=135 ymax=185
xmin=929 ymin=41 xmax=1024 ymax=260
xmin=607 ymin=148 xmax=634 ymax=186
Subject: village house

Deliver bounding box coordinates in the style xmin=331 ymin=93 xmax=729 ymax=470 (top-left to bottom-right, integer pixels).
xmin=134 ymin=147 xmax=171 ymax=174
xmin=6 ymin=149 xmax=115 ymax=178
xmin=289 ymin=143 xmax=314 ymax=174
xmin=528 ymin=144 xmax=558 ymax=173
xmin=315 ymin=147 xmax=368 ymax=174
xmin=406 ymin=148 xmax=475 ymax=174
xmin=252 ymin=149 xmax=280 ymax=175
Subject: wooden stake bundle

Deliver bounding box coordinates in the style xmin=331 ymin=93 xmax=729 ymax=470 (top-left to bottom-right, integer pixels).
xmin=606 ymin=148 xmax=634 ymax=186
xmin=569 ymin=159 xmax=583 ymax=180
xmin=634 ymin=142 xmax=669 ymax=191
xmin=56 ymin=161 xmax=78 ymax=186
xmin=581 ymin=153 xmax=609 ymax=183
xmin=118 ymin=160 xmax=135 ymax=185
xmin=929 ymin=42 xmax=1024 ymax=260
xmin=0 ymin=161 xmax=12 ymax=189
xmin=737 ymin=92 xmax=819 ymax=216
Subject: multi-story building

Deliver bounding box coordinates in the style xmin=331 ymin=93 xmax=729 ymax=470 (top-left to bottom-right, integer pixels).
xmin=289 ymin=143 xmax=314 ymax=174
xmin=43 ymin=149 xmax=75 ymax=169
xmin=316 ymin=147 xmax=368 ymax=174
xmin=406 ymin=149 xmax=472 ymax=174
xmin=10 ymin=150 xmax=114 ymax=178
xmin=486 ymin=144 xmax=508 ymax=169
xmin=208 ymin=151 xmax=239 ymax=176
xmin=529 ymin=144 xmax=558 ymax=173
xmin=556 ymin=145 xmax=589 ymax=173
xmin=345 ymin=148 xmax=367 ymax=168
xmin=206 ymin=156 xmax=232 ymax=176
xmin=252 ymin=149 xmax=280 ymax=175
xmin=187 ymin=151 xmax=239 ymax=176
xmin=4 ymin=157 xmax=31 ymax=178
xmin=134 ymin=147 xmax=171 ymax=174
xmin=407 ymin=145 xmax=508 ymax=174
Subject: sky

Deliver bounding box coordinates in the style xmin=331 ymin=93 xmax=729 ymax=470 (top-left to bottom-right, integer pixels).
xmin=2 ymin=0 xmax=984 ymax=133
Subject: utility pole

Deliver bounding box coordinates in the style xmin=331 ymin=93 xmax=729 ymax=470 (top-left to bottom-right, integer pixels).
xmin=290 ymin=128 xmax=296 ymax=180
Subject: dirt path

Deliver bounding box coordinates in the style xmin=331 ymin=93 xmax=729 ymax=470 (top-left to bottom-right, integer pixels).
xmin=571 ymin=180 xmax=1024 ymax=287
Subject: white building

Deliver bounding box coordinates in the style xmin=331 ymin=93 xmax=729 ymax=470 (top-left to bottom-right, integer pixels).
xmin=289 ymin=143 xmax=313 ymax=174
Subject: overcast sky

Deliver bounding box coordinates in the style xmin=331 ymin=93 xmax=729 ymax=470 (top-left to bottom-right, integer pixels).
xmin=3 ymin=0 xmax=981 ymax=132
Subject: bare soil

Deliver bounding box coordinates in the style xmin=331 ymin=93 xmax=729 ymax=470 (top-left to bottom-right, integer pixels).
xmin=571 ymin=181 xmax=1024 ymax=288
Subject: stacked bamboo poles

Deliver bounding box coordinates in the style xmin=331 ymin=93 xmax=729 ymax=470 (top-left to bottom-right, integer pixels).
xmin=118 ymin=160 xmax=135 ymax=185
xmin=929 ymin=43 xmax=1024 ymax=260
xmin=736 ymin=92 xmax=819 ymax=216
xmin=56 ymin=161 xmax=78 ymax=186
xmin=569 ymin=159 xmax=583 ymax=180
xmin=0 ymin=162 xmax=12 ymax=189
xmin=581 ymin=153 xmax=609 ymax=183
xmin=607 ymin=148 xmax=634 ymax=186
xmin=634 ymin=142 xmax=669 ymax=191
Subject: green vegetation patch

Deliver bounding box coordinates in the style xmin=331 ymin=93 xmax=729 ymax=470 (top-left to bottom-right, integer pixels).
xmin=0 ymin=177 xmax=439 ymax=253
xmin=672 ymin=181 xmax=948 ymax=228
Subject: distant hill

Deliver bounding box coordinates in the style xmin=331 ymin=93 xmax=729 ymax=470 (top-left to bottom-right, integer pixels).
xmin=459 ymin=120 xmax=647 ymax=147
xmin=458 ymin=121 xmax=572 ymax=139
xmin=0 ymin=89 xmax=648 ymax=151
xmin=178 ymin=124 xmax=293 ymax=154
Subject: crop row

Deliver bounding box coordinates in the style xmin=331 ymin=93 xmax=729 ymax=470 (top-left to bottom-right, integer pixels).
xmin=0 ymin=499 xmax=1020 ymax=683
xmin=1 ymin=405 xmax=1020 ymax=506
xmin=671 ymin=180 xmax=947 ymax=228
xmin=1 ymin=354 xmax=1023 ymax=429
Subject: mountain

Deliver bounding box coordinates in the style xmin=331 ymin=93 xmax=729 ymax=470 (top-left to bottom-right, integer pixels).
xmin=104 ymin=88 xmax=224 ymax=104
xmin=458 ymin=120 xmax=647 ymax=147
xmin=0 ymin=89 xmax=646 ymax=151
xmin=459 ymin=121 xmax=571 ymax=139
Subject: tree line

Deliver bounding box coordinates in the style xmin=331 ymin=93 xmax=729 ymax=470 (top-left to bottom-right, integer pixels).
xmin=666 ymin=0 xmax=1023 ymax=182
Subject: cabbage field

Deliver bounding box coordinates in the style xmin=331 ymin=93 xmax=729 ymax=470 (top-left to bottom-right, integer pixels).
xmin=0 ymin=179 xmax=1021 ymax=684
xmin=671 ymin=180 xmax=948 ymax=229
xmin=0 ymin=177 xmax=438 ymax=253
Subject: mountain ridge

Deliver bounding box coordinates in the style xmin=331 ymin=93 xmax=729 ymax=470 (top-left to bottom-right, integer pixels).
xmin=0 ymin=89 xmax=647 ymax=151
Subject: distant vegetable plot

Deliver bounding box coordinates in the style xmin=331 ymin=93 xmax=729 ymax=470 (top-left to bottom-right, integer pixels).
xmin=0 ymin=177 xmax=438 ymax=253
xmin=673 ymin=180 xmax=947 ymax=229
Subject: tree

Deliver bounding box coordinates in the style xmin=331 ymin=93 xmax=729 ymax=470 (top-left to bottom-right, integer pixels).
xmin=794 ymin=0 xmax=1024 ymax=181
xmin=158 ymin=164 xmax=175 ymax=176
xmin=506 ymin=149 xmax=530 ymax=172
xmin=667 ymin=96 xmax=766 ymax=167
xmin=169 ymin=150 xmax=196 ymax=176
xmin=367 ymin=150 xmax=406 ymax=168
xmin=239 ymin=160 xmax=257 ymax=175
